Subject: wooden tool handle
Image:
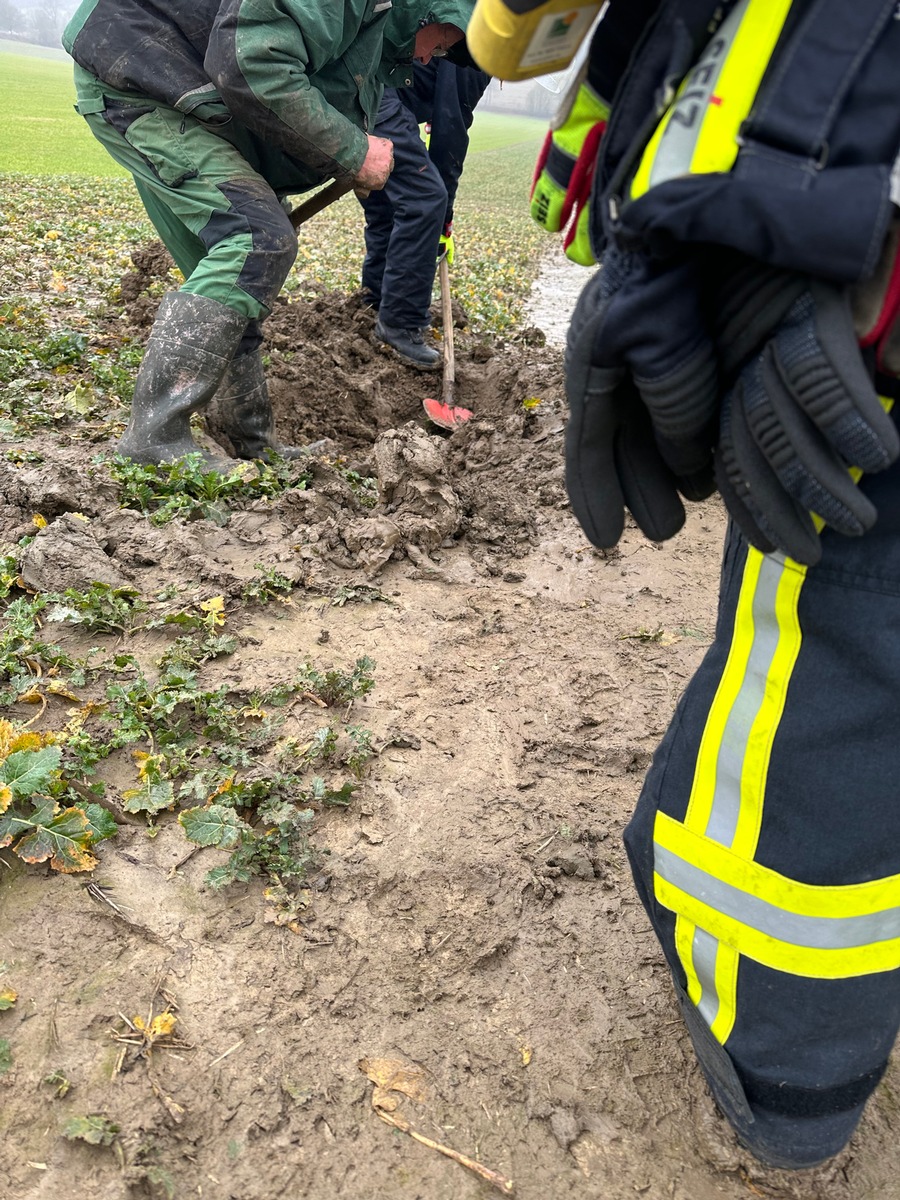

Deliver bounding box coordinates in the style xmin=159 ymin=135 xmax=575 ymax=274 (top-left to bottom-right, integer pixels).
xmin=288 ymin=178 xmax=354 ymax=229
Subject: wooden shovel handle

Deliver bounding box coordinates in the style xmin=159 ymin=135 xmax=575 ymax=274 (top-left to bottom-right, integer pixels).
xmin=439 ymin=256 xmax=455 ymax=404
xmin=288 ymin=178 xmax=355 ymax=229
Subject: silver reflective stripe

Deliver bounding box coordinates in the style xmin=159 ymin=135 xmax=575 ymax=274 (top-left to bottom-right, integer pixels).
xmin=373 ymin=1 xmax=392 ymax=10
xmin=648 ymin=0 xmax=750 ymax=191
xmin=657 ymin=846 xmax=900 ymax=950
xmin=693 ymin=926 xmax=721 ymax=1027
xmin=704 ymin=554 xmax=783 ymax=846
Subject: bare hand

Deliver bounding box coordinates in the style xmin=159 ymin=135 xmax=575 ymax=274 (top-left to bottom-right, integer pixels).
xmin=354 ymin=135 xmax=394 ymax=192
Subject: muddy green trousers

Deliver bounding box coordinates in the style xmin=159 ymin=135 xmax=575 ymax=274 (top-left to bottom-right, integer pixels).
xmin=77 ymin=77 xmax=297 ymax=323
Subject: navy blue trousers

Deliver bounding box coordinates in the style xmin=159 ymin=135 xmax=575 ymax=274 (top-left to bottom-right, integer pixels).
xmin=625 ymin=440 xmax=900 ymax=1163
xmin=360 ymin=90 xmax=447 ymax=330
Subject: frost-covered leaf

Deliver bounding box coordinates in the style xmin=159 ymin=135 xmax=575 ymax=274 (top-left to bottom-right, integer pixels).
xmin=0 ymin=746 xmax=61 ymax=799
xmin=179 ymin=803 xmax=250 ymax=849
xmin=62 ymin=1114 xmax=120 ymax=1145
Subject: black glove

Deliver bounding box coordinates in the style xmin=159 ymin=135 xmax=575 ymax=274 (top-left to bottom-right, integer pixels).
xmin=713 ymin=262 xmax=900 ymax=565
xmin=565 ymin=247 xmax=718 ymax=548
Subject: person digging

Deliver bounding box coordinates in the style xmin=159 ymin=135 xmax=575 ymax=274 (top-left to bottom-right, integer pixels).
xmin=62 ymin=0 xmax=476 ymax=469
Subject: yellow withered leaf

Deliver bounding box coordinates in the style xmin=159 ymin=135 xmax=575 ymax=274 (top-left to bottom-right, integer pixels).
xmin=149 ymin=1012 xmax=178 ymax=1039
xmin=0 ymin=784 xmax=13 ymax=815
xmin=200 ymin=596 xmax=226 ymax=626
xmin=132 ymin=1010 xmax=178 ymax=1043
xmin=0 ymin=988 xmax=17 ymax=1010
xmin=32 ymin=514 xmax=48 ymax=529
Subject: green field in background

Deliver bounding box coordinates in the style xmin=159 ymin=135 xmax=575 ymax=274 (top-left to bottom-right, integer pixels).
xmin=0 ymin=44 xmax=544 ymax=177
xmin=0 ymin=46 xmax=126 ymax=175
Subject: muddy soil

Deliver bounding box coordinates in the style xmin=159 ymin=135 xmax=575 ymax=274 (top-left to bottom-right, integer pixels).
xmin=1 ymin=248 xmax=899 ymax=1200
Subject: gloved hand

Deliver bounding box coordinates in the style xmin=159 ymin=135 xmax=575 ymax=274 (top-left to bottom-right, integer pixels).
xmin=530 ymin=63 xmax=609 ymax=267
xmin=438 ymin=221 xmax=455 ymax=265
xmin=713 ymin=260 xmax=900 ymax=565
xmin=565 ymin=246 xmax=719 ymax=548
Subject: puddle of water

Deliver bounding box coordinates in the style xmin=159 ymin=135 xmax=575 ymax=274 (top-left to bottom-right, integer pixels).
xmin=524 ymin=251 xmax=598 ymax=347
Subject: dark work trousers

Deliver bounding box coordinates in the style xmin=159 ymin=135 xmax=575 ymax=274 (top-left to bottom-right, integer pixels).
xmin=624 ymin=437 xmax=900 ymax=1164
xmin=360 ymin=90 xmax=447 ymax=330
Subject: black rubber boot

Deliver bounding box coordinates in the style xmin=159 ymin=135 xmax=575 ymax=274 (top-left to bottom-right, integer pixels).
xmin=209 ymin=348 xmax=315 ymax=461
xmin=116 ymin=292 xmax=247 ymax=469
xmin=374 ymin=318 xmax=440 ymax=370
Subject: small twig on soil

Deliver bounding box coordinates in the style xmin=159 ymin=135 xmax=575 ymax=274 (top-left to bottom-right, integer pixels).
xmin=148 ymin=1066 xmax=186 ymax=1123
xmin=208 ymin=1039 xmax=245 ymax=1068
xmin=533 ymin=832 xmax=557 ymax=855
xmin=46 ymin=1000 xmax=61 ymax=1057
xmin=167 ymin=845 xmax=201 ymax=877
xmin=377 ymin=1108 xmax=515 ymax=1195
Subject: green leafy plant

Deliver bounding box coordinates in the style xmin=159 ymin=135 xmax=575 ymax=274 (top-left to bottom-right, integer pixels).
xmin=0 ymin=594 xmax=77 ymax=705
xmin=240 ymin=564 xmax=295 ymax=604
xmin=45 ymin=583 xmax=146 ymax=635
xmin=106 ymin=453 xmax=306 ymax=526
xmin=0 ymin=725 xmax=117 ymax=873
xmin=297 ymin=656 xmax=375 ymax=707
xmin=44 ymin=1069 xmax=72 ymax=1099
xmin=62 ymin=1114 xmax=120 ymax=1146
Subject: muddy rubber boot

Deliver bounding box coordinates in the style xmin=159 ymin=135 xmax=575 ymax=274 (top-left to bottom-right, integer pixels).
xmin=116 ymin=292 xmax=247 ymax=469
xmin=210 ymin=349 xmax=324 ymax=461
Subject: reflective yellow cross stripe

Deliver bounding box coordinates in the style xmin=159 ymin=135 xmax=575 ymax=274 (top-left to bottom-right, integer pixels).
xmin=656 ymin=812 xmax=900 ymax=978
xmin=657 ymin=402 xmax=894 ymax=1030
xmin=630 ymin=0 xmax=793 ymax=200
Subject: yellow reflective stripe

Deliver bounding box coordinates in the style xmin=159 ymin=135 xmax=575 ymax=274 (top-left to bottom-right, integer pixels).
xmin=675 ymin=915 xmax=702 ymax=1005
xmin=655 ymin=872 xmax=900 ymax=979
xmin=709 ymin=944 xmax=739 ymax=1044
xmin=688 ymin=0 xmax=793 ymax=177
xmin=731 ymin=554 xmax=805 ymax=857
xmin=683 ymin=547 xmax=763 ymax=835
xmin=669 ymin=547 xmax=807 ymax=1033
xmin=630 ymin=0 xmax=792 ymax=200
xmin=658 ymin=812 xmax=900 ymax=922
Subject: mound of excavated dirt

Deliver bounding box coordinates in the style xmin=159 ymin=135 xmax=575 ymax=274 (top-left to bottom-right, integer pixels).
xmin=3 ymin=245 xmax=899 ymax=1200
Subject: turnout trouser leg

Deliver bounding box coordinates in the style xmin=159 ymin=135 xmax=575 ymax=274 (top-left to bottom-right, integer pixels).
xmin=625 ymin=449 xmax=900 ymax=1169
xmin=82 ymin=99 xmax=298 ymax=465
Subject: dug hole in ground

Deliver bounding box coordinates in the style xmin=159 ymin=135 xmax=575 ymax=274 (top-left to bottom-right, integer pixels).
xmin=1 ymin=245 xmax=898 ymax=1200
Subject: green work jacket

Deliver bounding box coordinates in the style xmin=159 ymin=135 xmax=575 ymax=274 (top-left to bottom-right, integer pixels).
xmin=63 ymin=0 xmax=474 ymax=192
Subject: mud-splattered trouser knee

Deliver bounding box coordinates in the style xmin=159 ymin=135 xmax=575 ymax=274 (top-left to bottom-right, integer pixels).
xmin=82 ymin=96 xmax=297 ymax=323
xmin=624 ymin=439 xmax=900 ymax=1168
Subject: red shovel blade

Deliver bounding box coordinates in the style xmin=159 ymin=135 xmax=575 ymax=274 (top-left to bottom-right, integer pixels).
xmin=423 ymin=397 xmax=474 ymax=430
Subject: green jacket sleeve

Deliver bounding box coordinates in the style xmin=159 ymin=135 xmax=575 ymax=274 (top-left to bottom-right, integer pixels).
xmin=206 ymin=0 xmax=384 ymax=178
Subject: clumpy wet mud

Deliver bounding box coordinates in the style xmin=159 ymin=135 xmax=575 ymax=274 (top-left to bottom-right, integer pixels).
xmin=1 ymin=244 xmax=899 ymax=1200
